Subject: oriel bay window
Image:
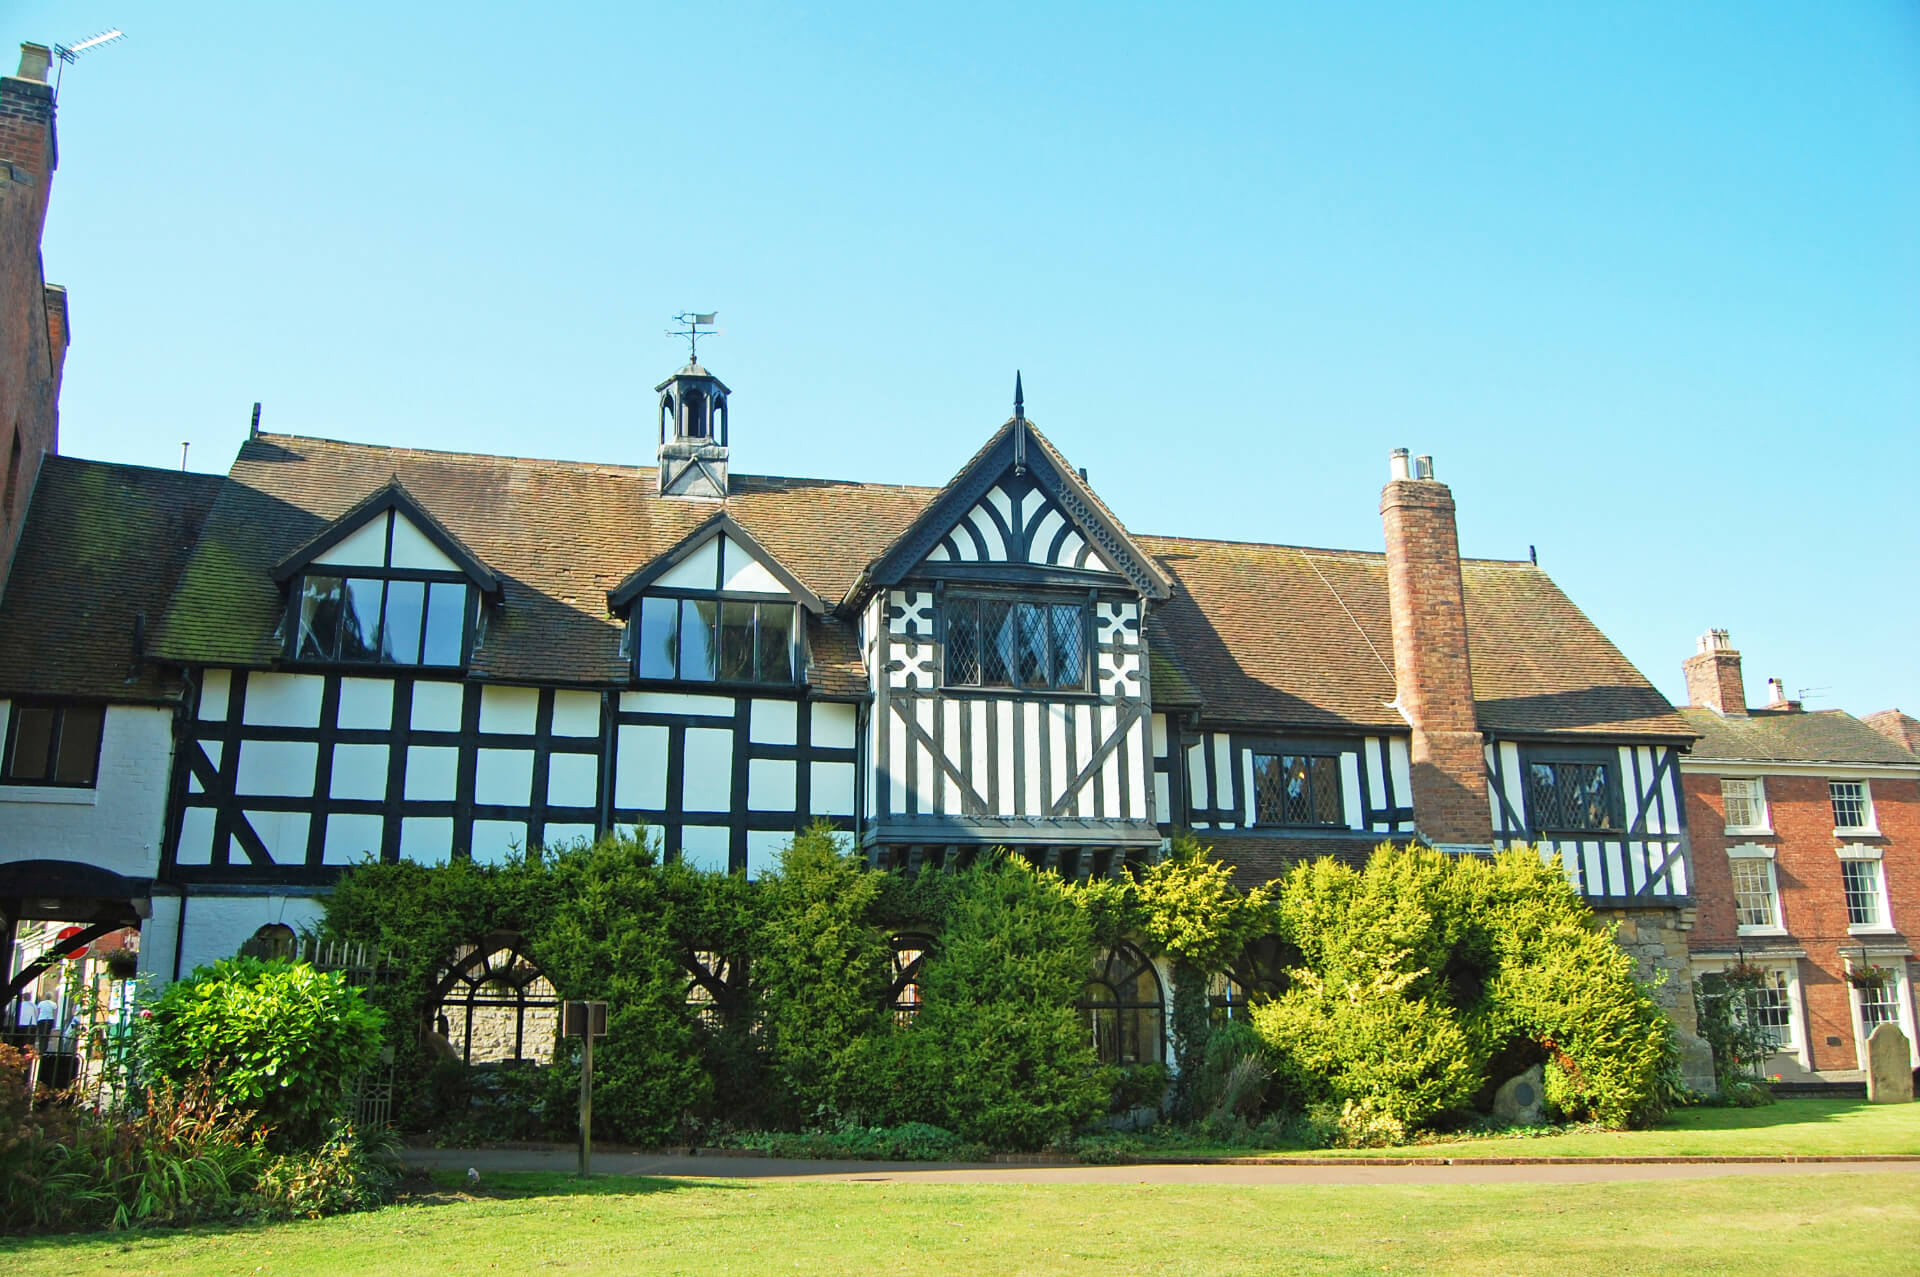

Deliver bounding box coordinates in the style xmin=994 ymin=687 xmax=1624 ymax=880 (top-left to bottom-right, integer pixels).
xmin=636 ymin=595 xmax=798 ymax=685
xmin=291 ymin=573 xmax=471 ymax=667
xmin=943 ymin=596 xmax=1087 ymax=691
xmin=1253 ymin=752 xmax=1343 ymax=827
xmin=1522 ymin=750 xmax=1619 ymax=834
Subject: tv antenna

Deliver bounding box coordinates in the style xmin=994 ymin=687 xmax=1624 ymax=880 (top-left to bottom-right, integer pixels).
xmin=667 ymin=312 xmax=719 ymax=365
xmin=52 ymin=29 xmax=125 ymax=99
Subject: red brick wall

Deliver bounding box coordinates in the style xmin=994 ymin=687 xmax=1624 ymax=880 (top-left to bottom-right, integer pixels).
xmin=0 ymin=59 xmax=63 ymax=595
xmin=1685 ymin=767 xmax=1920 ymax=1073
xmin=1381 ymin=476 xmax=1491 ymax=846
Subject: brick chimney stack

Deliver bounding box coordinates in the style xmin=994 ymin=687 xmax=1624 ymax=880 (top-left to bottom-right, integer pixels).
xmin=1381 ymin=449 xmax=1492 ymax=848
xmin=1682 ymin=629 xmax=1746 ymax=716
xmin=0 ymin=42 xmax=64 ymax=598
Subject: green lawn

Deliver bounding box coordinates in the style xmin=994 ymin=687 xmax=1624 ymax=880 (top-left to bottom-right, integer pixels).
xmin=3 ymin=1172 xmax=1917 ymax=1275
xmin=1145 ymin=1098 xmax=1920 ymax=1160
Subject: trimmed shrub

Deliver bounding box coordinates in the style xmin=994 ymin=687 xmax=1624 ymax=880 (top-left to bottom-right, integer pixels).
xmin=138 ymin=957 xmax=385 ymax=1149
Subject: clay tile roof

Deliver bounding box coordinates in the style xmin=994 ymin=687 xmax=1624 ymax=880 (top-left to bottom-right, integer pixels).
xmin=1678 ymin=706 xmax=1920 ymax=766
xmin=0 ymin=457 xmax=223 ymax=702
xmin=1138 ymin=536 xmax=1691 ymax=739
xmin=151 ymin=434 xmax=936 ymax=695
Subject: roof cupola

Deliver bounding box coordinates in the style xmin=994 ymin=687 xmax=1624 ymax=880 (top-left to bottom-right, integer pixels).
xmin=656 ymin=312 xmax=729 ymax=499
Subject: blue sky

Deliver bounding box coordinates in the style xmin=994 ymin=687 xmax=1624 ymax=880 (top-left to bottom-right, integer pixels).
xmin=10 ymin=2 xmax=1918 ymax=717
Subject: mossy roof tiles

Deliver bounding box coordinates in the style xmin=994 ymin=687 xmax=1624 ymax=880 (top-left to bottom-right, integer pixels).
xmin=1677 ymin=706 xmax=1920 ymax=766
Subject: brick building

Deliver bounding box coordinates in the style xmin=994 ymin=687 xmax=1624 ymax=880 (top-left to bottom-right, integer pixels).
xmin=1680 ymin=630 xmax=1920 ymax=1079
xmin=0 ymin=43 xmax=68 ymax=593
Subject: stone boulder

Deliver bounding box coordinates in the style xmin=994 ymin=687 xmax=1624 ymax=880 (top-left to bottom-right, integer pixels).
xmin=1677 ymin=1029 xmax=1718 ymax=1098
xmin=1492 ymin=1064 xmax=1545 ymax=1125
xmin=1866 ymin=1022 xmax=1914 ymax=1104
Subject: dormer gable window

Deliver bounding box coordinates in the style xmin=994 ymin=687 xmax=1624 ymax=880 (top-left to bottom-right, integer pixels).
xmin=608 ymin=513 xmax=825 ymax=688
xmin=272 ymin=481 xmax=501 ymax=670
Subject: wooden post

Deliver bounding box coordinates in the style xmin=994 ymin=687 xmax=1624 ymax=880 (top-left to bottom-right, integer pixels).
xmin=578 ymin=1026 xmax=593 ymax=1177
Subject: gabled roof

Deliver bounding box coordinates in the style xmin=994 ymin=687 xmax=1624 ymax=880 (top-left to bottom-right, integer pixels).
xmin=857 ymin=417 xmax=1173 ymax=604
xmin=0 ymin=457 xmax=223 ymax=703
xmin=269 ymin=477 xmax=502 ymax=596
xmin=1863 ymin=710 xmax=1920 ymax=756
xmin=1677 ymin=706 xmax=1920 ymax=766
xmin=606 ymin=510 xmax=827 ymax=614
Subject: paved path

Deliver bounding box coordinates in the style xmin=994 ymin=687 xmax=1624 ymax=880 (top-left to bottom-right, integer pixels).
xmin=408 ymin=1146 xmax=1920 ymax=1186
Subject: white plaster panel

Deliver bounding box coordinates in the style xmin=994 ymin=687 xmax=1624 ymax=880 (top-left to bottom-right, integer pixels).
xmin=914 ymin=699 xmax=937 ymax=813
xmin=404 ymin=746 xmax=459 ymax=801
xmin=721 ymin=537 xmax=787 ymax=593
xmin=235 ymin=740 xmax=318 ymax=798
xmin=1154 ymin=771 xmax=1171 ymax=825
xmin=174 ymin=806 xmax=220 ymax=866
xmin=547 ymin=753 xmax=598 ymax=809
xmin=657 ymin=539 xmax=721 ymax=589
xmin=400 ymin=816 xmax=454 ymax=866
xmin=683 ymin=727 xmax=734 ymax=813
xmin=198 ymin=670 xmax=231 ymax=721
xmin=411 ymin=681 xmax=466 ymax=732
xmin=942 ymin=700 xmax=963 ymax=815
xmin=471 ymin=820 xmax=527 ymax=866
xmin=541 ymin=823 xmax=596 ymax=851
xmin=1390 ymin=738 xmax=1415 ymax=814
xmin=336 ymin=678 xmax=395 ymax=731
xmin=475 ymin=749 xmax=535 ymax=806
xmin=189 ymin=740 xmax=221 ymax=794
xmin=621 ymin=691 xmax=732 ymax=718
xmin=750 ymin=699 xmax=797 ymax=745
xmin=551 ymin=691 xmax=601 ymax=737
xmin=242 ymin=673 xmax=325 ymax=728
xmin=1151 ymin=713 xmax=1168 ymax=759
xmin=750 ymin=758 xmax=796 ymax=812
xmin=1366 ymin=738 xmax=1387 ymax=825
xmin=1049 ymin=705 xmax=1069 ymax=815
xmin=746 ymin=830 xmax=789 ymax=880
xmin=1188 ymin=741 xmax=1210 ymax=810
xmin=885 ymin=705 xmax=906 ymax=818
xmin=164 ymin=894 xmax=327 ymax=985
xmin=480 ymin=686 xmax=540 ymax=735
xmin=246 ymin=809 xmax=310 ymax=865
xmin=1212 ymin=735 xmax=1234 ymax=823
xmin=813 ymin=702 xmax=857 ymax=750
xmin=615 ymin=724 xmax=669 ymax=810
xmin=330 ymin=744 xmax=389 ymax=801
xmin=313 ymin=513 xmax=390 ymax=568
xmin=387 ymin=513 xmax=461 ymax=571
xmin=680 ymin=824 xmax=730 ymax=873
xmin=1341 ymin=754 xmax=1363 ymax=830
xmin=811 ymin=761 xmax=855 ymax=816
xmin=995 ymin=704 xmax=1016 ymax=817
xmin=323 ymin=813 xmax=384 ymax=865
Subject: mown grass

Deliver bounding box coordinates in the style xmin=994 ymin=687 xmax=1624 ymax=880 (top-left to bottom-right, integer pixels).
xmin=1137 ymin=1097 xmax=1920 ymax=1160
xmin=2 ymin=1171 xmax=1916 ymax=1275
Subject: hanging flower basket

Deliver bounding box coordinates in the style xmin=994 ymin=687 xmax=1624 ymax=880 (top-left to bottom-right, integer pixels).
xmin=1846 ymin=964 xmax=1893 ymax=990
xmin=103 ymin=950 xmax=140 ymax=981
xmin=1722 ymin=961 xmax=1769 ymax=985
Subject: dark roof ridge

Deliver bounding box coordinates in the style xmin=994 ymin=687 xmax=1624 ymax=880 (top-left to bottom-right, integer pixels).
xmin=42 ymin=452 xmax=226 ymax=483
xmin=1139 ymin=529 xmax=1533 ymax=568
xmin=248 ymin=431 xmax=947 ymax=497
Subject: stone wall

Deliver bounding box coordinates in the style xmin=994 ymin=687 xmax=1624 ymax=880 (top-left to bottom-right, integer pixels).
xmin=1595 ymin=903 xmax=1715 ymax=1093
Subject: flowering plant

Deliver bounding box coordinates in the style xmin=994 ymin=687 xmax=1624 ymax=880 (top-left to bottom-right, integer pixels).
xmin=1845 ymin=963 xmax=1894 ymax=990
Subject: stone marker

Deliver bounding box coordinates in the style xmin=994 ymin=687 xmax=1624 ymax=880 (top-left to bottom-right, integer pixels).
xmin=1492 ymin=1064 xmax=1544 ymax=1125
xmin=1676 ymin=1030 xmax=1719 ymax=1099
xmin=1865 ymin=1022 xmax=1914 ymax=1104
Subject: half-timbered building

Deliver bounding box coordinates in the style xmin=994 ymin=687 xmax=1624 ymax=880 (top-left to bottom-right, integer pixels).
xmin=1 ymin=354 xmax=1710 ymax=1070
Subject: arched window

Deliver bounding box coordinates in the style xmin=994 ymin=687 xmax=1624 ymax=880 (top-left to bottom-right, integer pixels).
xmin=887 ymin=934 xmax=934 ymax=1026
xmin=660 ymin=395 xmax=676 ymax=444
xmin=431 ymin=932 xmax=560 ymax=1065
xmin=684 ymin=950 xmax=747 ymax=1031
xmin=1080 ymin=942 xmax=1164 ymax=1065
xmin=240 ymin=922 xmax=298 ymax=960
xmin=1208 ymin=934 xmax=1292 ymax=1022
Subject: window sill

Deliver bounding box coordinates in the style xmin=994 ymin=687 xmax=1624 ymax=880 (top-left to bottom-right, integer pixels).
xmin=0 ymin=785 xmax=98 ymax=806
xmin=1847 ymin=925 xmax=1897 ymax=937
xmin=1835 ymin=828 xmax=1882 ymax=839
xmin=1736 ymin=925 xmax=1788 ymax=938
xmin=1724 ymin=826 xmax=1773 ymax=838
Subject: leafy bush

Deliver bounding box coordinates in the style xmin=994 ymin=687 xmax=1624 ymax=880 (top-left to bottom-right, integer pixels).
xmin=138 ymin=957 xmax=386 ymax=1149
xmin=723 ymin=1121 xmax=982 ymax=1162
xmin=1693 ymin=969 xmax=1777 ymax=1106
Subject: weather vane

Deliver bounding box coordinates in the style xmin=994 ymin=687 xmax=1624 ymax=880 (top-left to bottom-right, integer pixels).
xmin=667 ymin=312 xmax=719 ymax=365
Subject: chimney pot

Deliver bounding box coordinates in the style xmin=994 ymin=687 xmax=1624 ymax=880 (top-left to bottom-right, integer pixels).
xmin=1768 ymin=678 xmax=1788 ymax=706
xmin=1683 ymin=628 xmax=1746 ymax=715
xmin=1414 ymin=454 xmax=1435 ymax=480
xmin=1389 ymin=448 xmax=1411 ymax=481
xmin=16 ymin=43 xmax=51 ymax=83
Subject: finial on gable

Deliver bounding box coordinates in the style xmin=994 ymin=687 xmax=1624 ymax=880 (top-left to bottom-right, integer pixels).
xmin=1014 ymin=371 xmax=1024 ymax=422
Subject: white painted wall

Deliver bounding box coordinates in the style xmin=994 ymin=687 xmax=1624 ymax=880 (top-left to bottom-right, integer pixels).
xmin=0 ymin=703 xmax=174 ymax=880
xmin=138 ymin=892 xmax=330 ymax=985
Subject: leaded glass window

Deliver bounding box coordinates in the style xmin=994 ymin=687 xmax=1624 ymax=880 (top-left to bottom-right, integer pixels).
xmin=1721 ymin=778 xmax=1766 ymax=830
xmin=1252 ymin=753 xmax=1343 ymax=827
xmin=1524 ymin=759 xmax=1614 ymax=832
xmin=943 ymin=597 xmax=1088 ymax=691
